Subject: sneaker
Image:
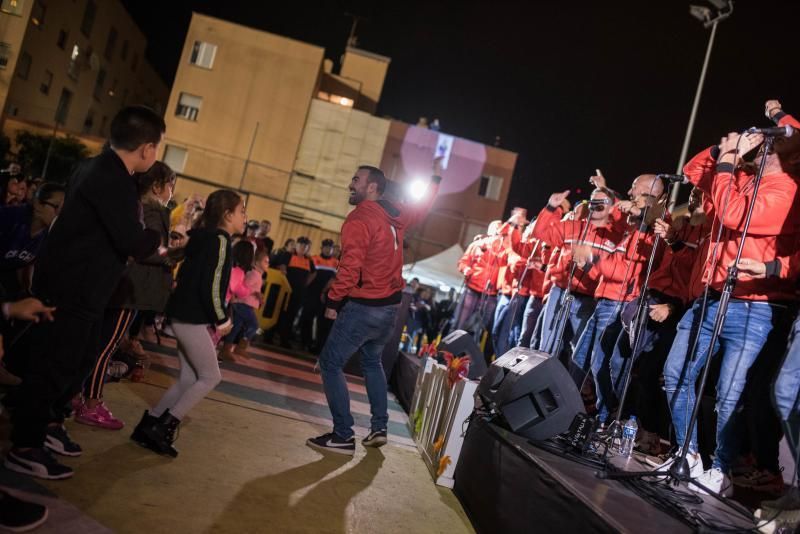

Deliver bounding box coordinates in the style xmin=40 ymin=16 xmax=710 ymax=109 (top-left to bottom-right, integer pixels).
xmin=75 ymin=402 xmax=124 ymax=430
xmin=0 ymin=491 xmax=48 ymax=531
xmin=754 ymin=506 xmax=800 ymax=534
xmin=363 ymin=429 xmax=388 ymax=448
xmin=690 ymin=467 xmax=733 ymax=497
xmin=735 ymin=468 xmax=785 ymax=493
xmin=306 ymin=432 xmax=355 ymax=456
xmin=44 ymin=425 xmax=82 ymax=457
xmin=4 ymin=448 xmax=73 ymax=480
xmin=646 ymin=450 xmax=704 ymax=481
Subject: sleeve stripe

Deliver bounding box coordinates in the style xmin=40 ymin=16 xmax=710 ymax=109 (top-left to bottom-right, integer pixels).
xmin=212 ymin=235 xmax=227 ymax=320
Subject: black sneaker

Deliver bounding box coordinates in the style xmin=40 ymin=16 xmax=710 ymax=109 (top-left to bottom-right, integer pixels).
xmin=44 ymin=425 xmax=82 ymax=457
xmin=4 ymin=448 xmax=74 ymax=480
xmin=362 ymin=429 xmax=388 ymax=448
xmin=0 ymin=491 xmax=49 ymax=532
xmin=306 ymin=433 xmax=355 ymax=456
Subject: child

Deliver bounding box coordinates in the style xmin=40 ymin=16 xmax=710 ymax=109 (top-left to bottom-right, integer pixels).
xmin=131 ymin=189 xmax=246 ymax=457
xmin=219 ymin=244 xmax=267 ymax=360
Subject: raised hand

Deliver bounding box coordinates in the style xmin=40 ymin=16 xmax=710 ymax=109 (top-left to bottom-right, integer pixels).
xmin=765 ymin=99 xmax=782 ymax=119
xmin=548 ymin=190 xmax=570 ymax=209
xmin=589 ymin=169 xmax=606 ymax=189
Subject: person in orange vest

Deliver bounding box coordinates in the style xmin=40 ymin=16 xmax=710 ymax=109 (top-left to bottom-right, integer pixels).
xmin=300 ymin=238 xmax=339 ymax=353
xmin=277 ymin=236 xmax=316 ymax=348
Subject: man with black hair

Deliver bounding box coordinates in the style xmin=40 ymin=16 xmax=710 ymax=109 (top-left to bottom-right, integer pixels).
xmin=4 ymin=106 xmax=163 ymax=480
xmin=307 ymin=162 xmax=441 ymax=455
xmin=300 ymin=238 xmax=338 ymax=353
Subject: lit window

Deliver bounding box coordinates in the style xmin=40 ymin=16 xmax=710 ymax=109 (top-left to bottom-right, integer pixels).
xmin=478 ymin=175 xmax=503 ymax=201
xmin=68 ymin=43 xmax=80 ymax=79
xmin=163 ymin=145 xmax=188 ymax=173
xmin=175 ymin=92 xmax=202 ymax=121
xmin=189 ymin=41 xmax=217 ymax=69
xmin=0 ymin=0 xmax=25 ymax=16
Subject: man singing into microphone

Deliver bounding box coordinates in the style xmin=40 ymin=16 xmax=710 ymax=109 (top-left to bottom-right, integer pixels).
xmin=654 ymin=123 xmax=800 ymax=496
xmin=306 ymin=163 xmax=441 ymax=455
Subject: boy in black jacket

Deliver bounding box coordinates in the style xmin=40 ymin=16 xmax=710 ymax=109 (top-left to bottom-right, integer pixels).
xmin=4 ymin=106 xmax=164 ymax=480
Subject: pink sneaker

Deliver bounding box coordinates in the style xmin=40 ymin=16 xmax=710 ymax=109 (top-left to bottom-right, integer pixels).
xmin=75 ymin=402 xmax=125 ymax=430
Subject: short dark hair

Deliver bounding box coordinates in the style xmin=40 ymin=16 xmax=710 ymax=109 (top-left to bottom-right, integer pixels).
xmin=358 ymin=165 xmax=387 ymax=194
xmin=35 ymin=182 xmax=65 ymax=203
xmin=110 ymin=106 xmax=166 ymax=151
xmin=136 ymin=161 xmax=176 ymax=197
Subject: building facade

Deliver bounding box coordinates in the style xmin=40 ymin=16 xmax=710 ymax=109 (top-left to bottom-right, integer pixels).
xmin=1 ymin=0 xmax=168 ymax=160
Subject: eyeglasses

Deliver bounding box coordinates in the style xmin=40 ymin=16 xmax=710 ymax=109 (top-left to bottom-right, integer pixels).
xmin=41 ymin=201 xmax=61 ymax=211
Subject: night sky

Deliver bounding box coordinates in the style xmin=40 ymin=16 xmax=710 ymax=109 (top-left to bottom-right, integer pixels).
xmin=122 ymin=0 xmax=800 ymax=215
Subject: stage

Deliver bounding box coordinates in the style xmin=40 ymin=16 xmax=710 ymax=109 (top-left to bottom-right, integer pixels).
xmin=454 ymin=416 xmax=758 ymax=534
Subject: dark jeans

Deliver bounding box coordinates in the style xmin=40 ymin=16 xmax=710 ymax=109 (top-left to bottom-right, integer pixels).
xmin=226 ymin=303 xmax=259 ymax=343
xmin=518 ymin=296 xmax=543 ymax=348
xmin=773 ymin=313 xmax=800 ymax=478
xmin=318 ymin=301 xmax=399 ymax=439
xmin=299 ymin=291 xmax=323 ymax=347
xmin=9 ymin=309 xmax=102 ymax=447
xmin=278 ymin=286 xmax=306 ymax=342
xmin=537 ymin=286 xmax=596 ymax=359
xmin=454 ymin=288 xmax=497 ymax=337
xmin=492 ymin=294 xmax=528 ymax=357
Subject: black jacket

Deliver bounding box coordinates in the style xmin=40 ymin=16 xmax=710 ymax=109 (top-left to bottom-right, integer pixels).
xmin=165 ymin=227 xmax=231 ymax=325
xmin=33 ymin=149 xmax=160 ymax=317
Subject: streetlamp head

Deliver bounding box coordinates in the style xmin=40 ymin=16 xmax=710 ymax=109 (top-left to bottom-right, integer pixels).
xmin=689 ymin=4 xmax=711 ymax=22
xmin=707 ymin=0 xmax=731 ymax=10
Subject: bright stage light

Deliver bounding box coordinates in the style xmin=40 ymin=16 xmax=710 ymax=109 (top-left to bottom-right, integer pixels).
xmin=439 ymin=284 xmax=451 ymax=293
xmin=407 ymin=178 xmax=429 ymax=201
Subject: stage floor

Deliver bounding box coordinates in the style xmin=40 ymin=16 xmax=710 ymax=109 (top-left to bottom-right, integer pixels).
xmin=454 ymin=417 xmax=757 ymax=534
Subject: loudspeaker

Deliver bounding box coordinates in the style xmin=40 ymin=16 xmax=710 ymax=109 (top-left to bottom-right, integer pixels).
xmin=477 ymin=347 xmax=584 ymax=441
xmin=438 ymin=329 xmax=488 ymax=379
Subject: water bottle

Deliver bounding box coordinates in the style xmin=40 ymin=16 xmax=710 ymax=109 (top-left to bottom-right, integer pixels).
xmin=618 ymin=416 xmax=638 ymax=457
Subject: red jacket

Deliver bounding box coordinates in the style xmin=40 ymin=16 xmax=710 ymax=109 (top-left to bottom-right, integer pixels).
xmin=773 ymin=112 xmax=800 ymax=129
xmin=510 ymin=239 xmax=549 ymax=298
xmin=533 ymin=205 xmax=624 ymax=296
xmin=684 ymin=147 xmax=800 ymax=301
xmin=590 ymin=224 xmax=663 ymax=302
xmin=649 ymin=217 xmax=712 ymax=305
xmin=458 ymin=234 xmax=504 ymax=295
xmin=327 ymin=177 xmax=440 ymax=310
xmin=496 ymin=222 xmax=523 ymax=296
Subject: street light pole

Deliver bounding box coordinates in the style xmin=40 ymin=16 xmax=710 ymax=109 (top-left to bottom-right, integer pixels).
xmin=669 ymin=2 xmax=733 ymax=209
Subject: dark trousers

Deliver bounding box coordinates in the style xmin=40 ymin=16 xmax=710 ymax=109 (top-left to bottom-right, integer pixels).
xmin=129 ymin=310 xmax=155 ymax=338
xmin=9 ymin=309 xmax=102 ymax=447
xmin=278 ymin=287 xmax=305 ymax=342
xmin=83 ymin=308 xmax=136 ymax=400
xmin=299 ymin=291 xmax=323 ymax=346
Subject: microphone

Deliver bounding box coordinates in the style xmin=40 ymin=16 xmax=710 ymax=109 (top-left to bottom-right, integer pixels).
xmin=656 ymin=174 xmax=689 ymax=184
xmin=747 ymin=125 xmax=795 ymax=137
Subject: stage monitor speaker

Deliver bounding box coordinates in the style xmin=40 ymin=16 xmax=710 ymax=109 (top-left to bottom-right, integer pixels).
xmin=438 ymin=329 xmax=487 ymax=380
xmin=477 ymin=347 xmax=584 ymax=441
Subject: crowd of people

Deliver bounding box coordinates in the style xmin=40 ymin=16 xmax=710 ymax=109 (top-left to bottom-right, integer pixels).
xmin=452 ymin=99 xmax=800 ymax=510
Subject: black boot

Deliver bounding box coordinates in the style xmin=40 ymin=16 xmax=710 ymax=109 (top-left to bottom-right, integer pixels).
xmin=130 ymin=410 xmax=158 ymax=447
xmin=141 ymin=410 xmax=180 ymax=458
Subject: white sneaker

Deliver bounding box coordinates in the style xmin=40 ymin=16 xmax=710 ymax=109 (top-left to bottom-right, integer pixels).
xmin=646 ymin=450 xmax=704 ymax=481
xmin=690 ymin=467 xmax=733 ymax=497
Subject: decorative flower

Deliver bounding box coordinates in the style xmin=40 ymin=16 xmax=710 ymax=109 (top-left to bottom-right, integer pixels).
xmin=436 ymin=455 xmax=452 ymax=477
xmin=441 ymin=351 xmax=470 ymax=387
xmin=433 ymin=434 xmax=445 ymax=453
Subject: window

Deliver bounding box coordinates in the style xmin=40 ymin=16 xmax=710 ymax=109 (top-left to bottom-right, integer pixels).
xmin=120 ymin=39 xmax=128 ymax=61
xmin=30 ymin=0 xmax=45 ymax=27
xmin=68 ymin=44 xmax=80 ymax=79
xmin=16 ymin=51 xmax=31 ymax=80
xmin=0 ymin=43 xmax=10 ymax=69
xmin=0 ymin=0 xmax=25 ymax=16
xmin=82 ymin=109 xmax=94 ymax=134
xmin=40 ymin=69 xmax=52 ymax=94
xmin=175 ymin=92 xmax=201 ymax=121
xmin=477 ymin=175 xmax=503 ymax=201
xmin=80 ymin=0 xmax=96 ymax=37
xmin=99 ymin=115 xmax=108 ymax=136
xmin=189 ymin=41 xmax=217 ymax=69
xmin=104 ymin=27 xmax=117 ymax=60
xmin=55 ymin=87 xmax=72 ymax=124
xmin=131 ymin=52 xmax=138 ymax=72
xmin=163 ymin=145 xmax=188 ymax=173
xmin=56 ymin=29 xmax=67 ymax=49
xmin=93 ymin=67 xmax=106 ymax=99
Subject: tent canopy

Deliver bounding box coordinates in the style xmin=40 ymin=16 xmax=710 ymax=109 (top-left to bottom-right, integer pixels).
xmin=402 ymin=244 xmax=465 ymax=293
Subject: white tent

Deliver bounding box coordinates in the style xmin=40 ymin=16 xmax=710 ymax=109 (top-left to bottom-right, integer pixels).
xmin=402 ymin=244 xmax=465 ymax=293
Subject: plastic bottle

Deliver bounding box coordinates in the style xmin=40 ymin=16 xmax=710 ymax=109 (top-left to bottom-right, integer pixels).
xmin=618 ymin=416 xmax=638 ymax=457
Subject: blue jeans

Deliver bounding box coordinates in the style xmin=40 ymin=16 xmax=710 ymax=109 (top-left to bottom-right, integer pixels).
xmin=454 ymin=288 xmax=498 ymax=339
xmin=774 ymin=315 xmax=800 ymax=478
xmin=518 ymin=296 xmax=544 ymax=348
xmin=491 ymin=294 xmax=528 ymax=357
xmin=664 ymin=297 xmax=778 ymax=471
xmin=537 ymin=286 xmax=596 ymax=358
xmin=318 ymin=301 xmax=399 ymax=439
xmin=226 ymin=303 xmax=259 ymax=343
xmin=571 ymin=298 xmax=623 ymax=422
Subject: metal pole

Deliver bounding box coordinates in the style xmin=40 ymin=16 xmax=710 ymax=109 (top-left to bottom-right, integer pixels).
xmin=238 ymin=121 xmax=259 ymax=191
xmin=669 ymin=19 xmax=718 ymax=209
xmin=41 ymin=121 xmax=59 ymax=180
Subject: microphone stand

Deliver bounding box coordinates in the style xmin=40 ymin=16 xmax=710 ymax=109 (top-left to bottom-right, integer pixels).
xmin=502 ymin=238 xmax=542 ymax=351
xmin=598 ymin=136 xmax=776 ymax=522
xmin=550 ymin=207 xmax=594 ymax=360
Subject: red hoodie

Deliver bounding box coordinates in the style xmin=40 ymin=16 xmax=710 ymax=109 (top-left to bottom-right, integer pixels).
xmin=326 ymin=177 xmax=441 ymax=310
xmin=458 ymin=234 xmax=504 ymax=295
xmin=683 ymin=146 xmax=800 ymax=301
xmin=532 ymin=205 xmax=625 ymax=296
xmin=510 ymin=238 xmax=549 ymax=298
xmin=649 ymin=217 xmax=712 ymax=305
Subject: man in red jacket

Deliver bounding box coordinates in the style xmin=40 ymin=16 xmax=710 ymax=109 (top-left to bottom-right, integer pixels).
xmin=307 ymin=164 xmax=440 ymax=455
xmin=453 ymin=221 xmax=504 ymax=334
xmin=655 ymin=125 xmax=800 ymax=496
